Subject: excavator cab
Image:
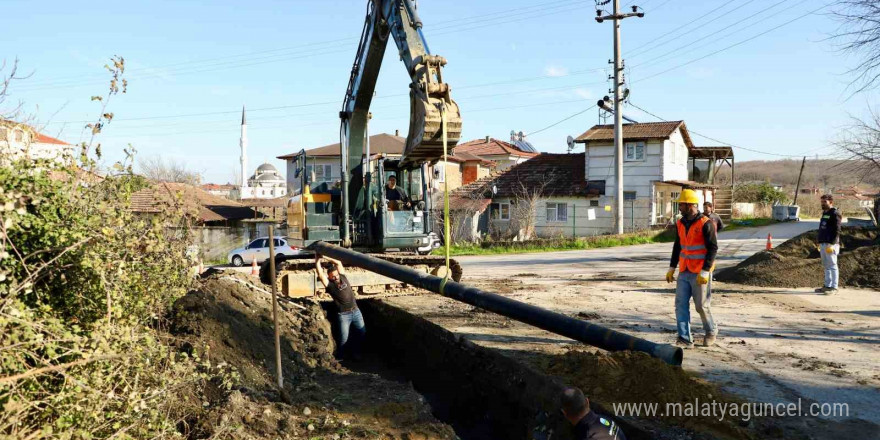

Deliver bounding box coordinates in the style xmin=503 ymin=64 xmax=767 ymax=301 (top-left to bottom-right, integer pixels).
xmin=376 ymin=158 xmax=430 ymax=245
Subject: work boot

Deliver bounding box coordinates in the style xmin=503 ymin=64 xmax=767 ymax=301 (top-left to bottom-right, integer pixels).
xmin=814 ymin=286 xmax=829 ymax=293
xmin=703 ymin=333 xmax=717 ymax=347
xmin=823 ymin=288 xmax=838 ymax=295
xmin=675 ymin=337 xmax=694 ymax=349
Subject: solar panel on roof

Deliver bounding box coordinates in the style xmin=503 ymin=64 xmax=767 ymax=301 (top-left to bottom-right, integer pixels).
xmin=513 ymin=140 xmax=537 ymax=153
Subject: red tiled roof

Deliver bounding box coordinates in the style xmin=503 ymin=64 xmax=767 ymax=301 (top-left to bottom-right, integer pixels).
xmin=131 ymin=182 xmax=261 ymax=222
xmin=201 ymin=183 xmax=236 ymax=191
xmin=455 ymin=137 xmax=540 ymax=158
xmin=278 ymin=133 xmax=405 ymax=159
xmin=33 ymin=132 xmax=70 ymax=145
xmin=575 ymin=121 xmax=694 ymax=149
xmin=1 ymin=120 xmax=71 ymax=145
xmin=453 ymin=153 xmax=598 ymax=199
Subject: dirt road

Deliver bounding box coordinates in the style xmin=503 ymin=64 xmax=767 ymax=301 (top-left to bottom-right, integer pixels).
xmin=386 ymin=220 xmax=880 ymax=434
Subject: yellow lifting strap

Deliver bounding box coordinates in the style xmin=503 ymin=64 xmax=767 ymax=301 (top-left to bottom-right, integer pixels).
xmin=439 ymin=103 xmax=451 ymax=294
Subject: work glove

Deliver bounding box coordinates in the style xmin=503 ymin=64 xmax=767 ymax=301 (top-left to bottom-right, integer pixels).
xmin=825 ymin=246 xmax=834 ymax=254
xmin=665 ymin=267 xmax=676 ymax=283
xmin=697 ymin=270 xmax=710 ymax=285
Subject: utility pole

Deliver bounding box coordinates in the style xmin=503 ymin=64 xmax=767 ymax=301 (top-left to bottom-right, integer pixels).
xmin=792 ymin=156 xmax=806 ymax=206
xmin=596 ymin=1 xmax=643 ymax=234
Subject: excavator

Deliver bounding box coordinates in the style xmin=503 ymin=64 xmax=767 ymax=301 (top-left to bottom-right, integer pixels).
xmin=262 ymin=0 xmax=464 ymax=297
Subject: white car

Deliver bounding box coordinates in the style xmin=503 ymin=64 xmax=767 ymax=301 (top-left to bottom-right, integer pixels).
xmin=228 ymin=237 xmax=300 ymax=267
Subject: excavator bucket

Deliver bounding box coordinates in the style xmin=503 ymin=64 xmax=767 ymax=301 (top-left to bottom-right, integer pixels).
xmin=402 ymin=55 xmax=462 ymax=164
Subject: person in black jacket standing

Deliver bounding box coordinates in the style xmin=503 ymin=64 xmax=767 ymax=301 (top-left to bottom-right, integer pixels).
xmin=816 ymin=194 xmax=842 ymax=294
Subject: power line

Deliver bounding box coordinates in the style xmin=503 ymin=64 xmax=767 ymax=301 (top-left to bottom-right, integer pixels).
xmin=526 ymin=105 xmax=597 ymax=136
xmin=18 ymin=1 xmax=590 ymax=92
xmin=627 ymin=0 xmax=758 ymax=58
xmin=632 ymin=3 xmax=831 ymax=84
xmin=627 ymin=101 xmax=831 ymax=158
xmin=631 ymin=0 xmax=804 ymax=69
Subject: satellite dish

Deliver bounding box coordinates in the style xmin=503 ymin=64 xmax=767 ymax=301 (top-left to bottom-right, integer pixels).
xmin=566 ymin=135 xmax=575 ymax=152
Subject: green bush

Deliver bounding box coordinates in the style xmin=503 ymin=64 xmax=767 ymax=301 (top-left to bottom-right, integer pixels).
xmin=1 ymin=58 xmax=233 ymax=439
xmin=734 ymin=182 xmax=790 ymax=205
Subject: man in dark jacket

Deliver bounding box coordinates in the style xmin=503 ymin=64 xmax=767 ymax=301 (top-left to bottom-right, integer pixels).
xmin=816 ymin=194 xmax=842 ymax=294
xmin=561 ymin=387 xmax=627 ymax=440
xmin=703 ymin=201 xmax=725 ymax=232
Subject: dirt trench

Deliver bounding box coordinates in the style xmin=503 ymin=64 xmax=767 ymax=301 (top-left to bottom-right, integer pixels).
xmin=716 ymin=228 xmax=880 ymax=288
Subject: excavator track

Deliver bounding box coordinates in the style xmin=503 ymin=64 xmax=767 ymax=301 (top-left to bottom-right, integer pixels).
xmin=260 ymin=253 xmax=462 ymax=301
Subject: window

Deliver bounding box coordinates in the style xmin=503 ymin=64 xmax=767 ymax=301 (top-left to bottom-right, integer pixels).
xmin=624 ymin=191 xmax=637 ymax=201
xmin=546 ymin=203 xmax=568 ymax=222
xmin=273 ymin=239 xmax=284 ymax=247
xmin=625 ymin=142 xmax=646 ymax=162
xmin=433 ymin=164 xmax=445 ymax=182
xmin=248 ymin=239 xmax=267 ymax=249
xmin=314 ymin=164 xmax=332 ymax=182
xmin=589 ymin=199 xmax=599 ymax=207
xmin=490 ymin=202 xmax=510 ymax=220
xmin=670 ymin=191 xmax=680 ymax=202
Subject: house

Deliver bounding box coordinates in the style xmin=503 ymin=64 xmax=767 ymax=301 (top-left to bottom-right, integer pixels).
xmin=574 ymin=121 xmax=734 ymax=229
xmin=131 ymin=182 xmax=263 ymax=227
xmin=448 ymin=153 xmax=604 ymax=240
xmin=278 ymin=132 xmax=406 ymax=194
xmin=832 ymin=186 xmax=876 ymax=210
xmin=278 ymin=131 xmax=495 ymax=195
xmin=1 ymin=120 xmax=74 ymax=164
xmin=201 ymin=183 xmax=237 ymax=199
xmin=454 ymin=133 xmax=539 ymax=172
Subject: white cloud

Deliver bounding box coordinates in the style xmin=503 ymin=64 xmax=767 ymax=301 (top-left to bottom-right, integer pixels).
xmin=544 ymin=65 xmax=569 ymax=77
xmin=574 ymin=88 xmax=592 ymax=99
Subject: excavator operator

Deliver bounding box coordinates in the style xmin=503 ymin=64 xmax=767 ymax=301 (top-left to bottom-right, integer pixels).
xmin=385 ymin=175 xmax=411 ymax=211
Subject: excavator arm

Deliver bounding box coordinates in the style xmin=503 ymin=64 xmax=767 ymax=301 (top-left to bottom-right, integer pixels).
xmin=338 ymin=0 xmax=461 ymax=246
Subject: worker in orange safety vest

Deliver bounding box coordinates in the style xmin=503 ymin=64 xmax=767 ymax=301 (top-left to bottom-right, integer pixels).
xmin=665 ymin=189 xmax=719 ymax=348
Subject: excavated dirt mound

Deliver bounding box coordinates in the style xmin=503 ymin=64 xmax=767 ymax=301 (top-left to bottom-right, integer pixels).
xmin=716 ymin=228 xmax=880 ymax=288
xmin=169 ymin=272 xmax=456 ymax=439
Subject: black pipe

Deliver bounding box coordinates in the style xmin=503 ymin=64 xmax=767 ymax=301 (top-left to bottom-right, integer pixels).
xmin=310 ymin=241 xmax=683 ymax=366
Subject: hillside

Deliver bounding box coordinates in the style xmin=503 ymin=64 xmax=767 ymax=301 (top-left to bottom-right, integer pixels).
xmin=715 ymin=159 xmax=880 ymax=192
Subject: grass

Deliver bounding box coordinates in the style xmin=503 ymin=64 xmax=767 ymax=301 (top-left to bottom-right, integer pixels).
xmin=723 ymin=217 xmax=775 ymax=231
xmin=434 ymin=229 xmax=677 ymax=256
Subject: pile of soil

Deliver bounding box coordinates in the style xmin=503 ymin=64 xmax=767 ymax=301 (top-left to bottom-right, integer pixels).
xmin=716 ymin=228 xmax=880 ymax=288
xmin=169 ymin=271 xmax=456 ymax=439
xmin=529 ymin=349 xmax=758 ymax=439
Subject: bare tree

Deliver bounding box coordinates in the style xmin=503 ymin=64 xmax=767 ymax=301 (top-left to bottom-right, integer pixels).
xmin=832 ymin=107 xmax=880 ymax=180
xmin=137 ymin=155 xmax=203 ymax=185
xmin=1 ymin=59 xmax=28 ymax=121
xmin=832 ymin=0 xmax=880 ymax=93
xmin=509 ymin=177 xmax=552 ymax=241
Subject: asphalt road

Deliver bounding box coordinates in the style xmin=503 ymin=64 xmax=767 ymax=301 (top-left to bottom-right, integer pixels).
xmin=456 ymin=220 xmax=818 ymax=281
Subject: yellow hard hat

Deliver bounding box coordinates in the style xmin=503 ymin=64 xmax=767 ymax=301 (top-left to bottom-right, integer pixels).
xmin=676 ymin=189 xmax=699 ymax=204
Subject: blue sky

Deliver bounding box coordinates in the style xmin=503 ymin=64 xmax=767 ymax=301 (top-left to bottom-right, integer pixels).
xmin=4 ymin=0 xmax=874 ymax=183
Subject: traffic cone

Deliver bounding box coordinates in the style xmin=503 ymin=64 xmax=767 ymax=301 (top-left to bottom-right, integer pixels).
xmin=250 ymin=258 xmax=258 ymax=276
xmin=766 ymin=233 xmax=772 ymax=250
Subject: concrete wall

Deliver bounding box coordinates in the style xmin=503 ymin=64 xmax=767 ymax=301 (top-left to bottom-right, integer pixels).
xmin=193 ymin=224 xmax=287 ymax=262
xmin=662 ymin=128 xmax=690 ymax=181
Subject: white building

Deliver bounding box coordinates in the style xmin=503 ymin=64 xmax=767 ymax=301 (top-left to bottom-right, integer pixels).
xmin=235 ymin=107 xmax=286 ymax=199
xmin=448 ymin=121 xmax=734 ymax=240
xmin=574 ymin=121 xmax=719 ymax=229
xmin=278 ymin=132 xmax=407 ymax=195
xmin=0 ymin=121 xmax=74 ymax=164
xmin=240 ymin=163 xmax=287 ymax=199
